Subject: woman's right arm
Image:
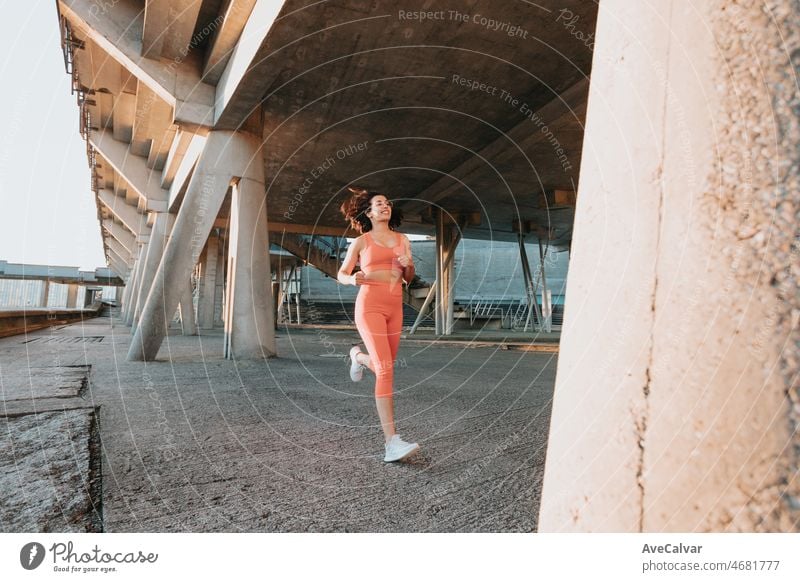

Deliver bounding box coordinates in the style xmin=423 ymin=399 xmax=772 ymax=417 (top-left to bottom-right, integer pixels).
xmin=337 ymin=236 xmax=363 ymax=286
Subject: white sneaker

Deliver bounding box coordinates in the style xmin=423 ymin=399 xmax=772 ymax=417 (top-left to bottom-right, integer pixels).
xmin=384 ymin=434 xmax=420 ymax=462
xmin=349 ymin=345 xmax=365 ymax=382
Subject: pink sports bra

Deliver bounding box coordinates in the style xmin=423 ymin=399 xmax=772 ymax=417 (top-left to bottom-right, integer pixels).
xmin=359 ymin=231 xmax=404 ymax=274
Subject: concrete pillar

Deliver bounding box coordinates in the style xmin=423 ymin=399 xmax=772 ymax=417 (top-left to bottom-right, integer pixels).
xmin=213 ymin=233 xmax=226 ymax=326
xmin=120 ymin=280 xmax=133 ymax=317
xmin=517 ymin=234 xmax=542 ymax=331
xmin=538 ymin=238 xmax=551 ymax=333
xmin=128 ymin=130 xmax=268 ymax=361
xmin=132 ymin=212 xmax=174 ymax=332
xmin=66 ymin=284 xmax=79 ymax=308
xmin=179 ymin=279 xmax=197 ymax=335
xmin=39 ymin=281 xmax=50 ymax=308
xmin=434 ymin=210 xmax=457 ymax=335
xmin=197 ymin=232 xmax=219 ymax=330
xmin=538 ymin=0 xmax=800 ymax=532
xmin=222 ymin=176 xmax=276 ymax=359
xmin=125 ymin=244 xmax=147 ymax=326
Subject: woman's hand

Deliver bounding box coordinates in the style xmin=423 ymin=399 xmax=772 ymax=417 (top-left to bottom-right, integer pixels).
xmin=395 ymin=237 xmax=414 ymax=268
xmin=396 ymin=254 xmax=413 ymax=268
xmin=352 ymin=271 xmax=366 ymax=286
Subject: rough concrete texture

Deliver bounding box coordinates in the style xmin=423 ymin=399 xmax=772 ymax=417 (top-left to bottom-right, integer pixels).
xmin=0 ymin=357 xmax=101 ymax=532
xmin=539 ymin=0 xmax=799 ymax=532
xmin=0 ymin=410 xmax=101 ymax=532
xmin=701 ymin=0 xmax=800 ymax=531
xmin=1 ymin=311 xmax=555 ymax=532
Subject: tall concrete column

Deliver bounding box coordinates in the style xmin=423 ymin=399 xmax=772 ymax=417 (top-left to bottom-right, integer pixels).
xmin=125 ymin=244 xmax=147 ymax=326
xmin=222 ymin=176 xmax=275 ymax=359
xmin=66 ymin=284 xmax=79 ymax=308
xmin=434 ymin=210 xmax=457 ymax=335
xmin=539 ymin=0 xmax=800 ymax=532
xmin=120 ymin=280 xmax=133 ymax=317
xmin=132 ymin=212 xmax=175 ymax=332
xmin=179 ymin=279 xmax=197 ymax=336
xmin=197 ymin=232 xmax=219 ymax=330
xmin=213 ymin=233 xmax=226 ymax=327
xmin=538 ymin=239 xmax=552 ymax=333
xmin=128 ymin=130 xmax=268 ymax=361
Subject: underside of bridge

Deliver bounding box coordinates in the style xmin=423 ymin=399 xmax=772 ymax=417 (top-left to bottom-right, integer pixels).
xmin=54 ymin=0 xmax=800 ymax=533
xmin=57 ymin=0 xmax=593 ymax=359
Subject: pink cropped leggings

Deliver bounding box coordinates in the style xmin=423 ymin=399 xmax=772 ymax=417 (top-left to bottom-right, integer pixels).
xmin=354 ymin=281 xmax=403 ymax=398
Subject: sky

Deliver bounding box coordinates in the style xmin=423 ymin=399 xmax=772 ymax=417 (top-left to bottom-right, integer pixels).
xmin=0 ymin=2 xmax=430 ymax=271
xmin=0 ymin=1 xmax=105 ymax=270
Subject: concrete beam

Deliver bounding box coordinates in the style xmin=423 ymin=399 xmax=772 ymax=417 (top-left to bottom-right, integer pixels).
xmin=214 ymin=0 xmax=283 ymax=128
xmin=161 ymin=129 xmax=194 ymax=189
xmin=112 ymin=92 xmax=136 ymax=143
xmin=202 ymin=0 xmax=258 ymax=84
xmin=102 ymin=219 xmax=136 ymax=254
xmin=131 ymin=82 xmax=174 ymax=159
xmin=106 ymin=240 xmax=133 ymax=267
xmin=98 ymin=189 xmax=150 ymax=237
xmin=59 ymin=0 xmax=215 ymax=128
xmin=141 ymin=0 xmax=169 ymax=59
xmin=167 ymin=132 xmax=207 ymax=211
xmin=90 ymin=129 xmax=169 ymax=211
xmin=147 ymin=124 xmax=177 ymax=171
xmin=161 ymin=1 xmax=204 ymax=61
xmin=106 ymin=258 xmax=129 ymax=282
xmin=105 ymin=253 xmax=129 ymax=275
xmin=86 ymin=38 xmax=123 ymax=94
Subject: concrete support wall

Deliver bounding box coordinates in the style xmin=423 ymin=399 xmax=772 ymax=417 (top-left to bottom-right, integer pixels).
xmin=128 ymin=130 xmax=270 ymax=361
xmin=539 ymin=0 xmax=800 ymax=532
xmin=222 ymin=176 xmax=276 ymax=359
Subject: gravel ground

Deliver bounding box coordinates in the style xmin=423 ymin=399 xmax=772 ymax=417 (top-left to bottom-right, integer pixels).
xmin=0 ymin=309 xmax=557 ymax=532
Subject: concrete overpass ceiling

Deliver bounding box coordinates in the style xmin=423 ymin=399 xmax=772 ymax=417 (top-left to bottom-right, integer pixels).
xmin=59 ymin=0 xmax=595 ymax=255
xmin=257 ymin=0 xmax=596 ymax=246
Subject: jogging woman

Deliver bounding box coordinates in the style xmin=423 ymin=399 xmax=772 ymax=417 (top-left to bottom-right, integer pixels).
xmin=338 ymin=186 xmax=420 ymax=462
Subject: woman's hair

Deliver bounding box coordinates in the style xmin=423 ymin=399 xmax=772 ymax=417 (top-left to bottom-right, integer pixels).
xmin=339 ymin=186 xmax=403 ymax=233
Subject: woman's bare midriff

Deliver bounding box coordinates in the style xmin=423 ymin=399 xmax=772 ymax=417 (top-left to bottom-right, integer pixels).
xmin=362 ymin=268 xmax=404 ymax=291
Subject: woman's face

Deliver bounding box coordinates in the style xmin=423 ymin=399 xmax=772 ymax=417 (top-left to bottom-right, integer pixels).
xmin=367 ymin=195 xmax=392 ymax=223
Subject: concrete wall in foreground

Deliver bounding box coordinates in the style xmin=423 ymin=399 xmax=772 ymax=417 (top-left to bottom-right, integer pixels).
xmin=539 ymin=0 xmax=799 ymax=532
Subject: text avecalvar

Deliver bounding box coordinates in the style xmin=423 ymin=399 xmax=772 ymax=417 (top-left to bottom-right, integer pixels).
xmin=642 ymin=544 xmax=702 ymax=554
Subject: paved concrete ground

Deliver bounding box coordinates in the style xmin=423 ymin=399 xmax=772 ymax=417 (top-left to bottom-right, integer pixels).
xmin=0 ymin=308 xmax=557 ymax=532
